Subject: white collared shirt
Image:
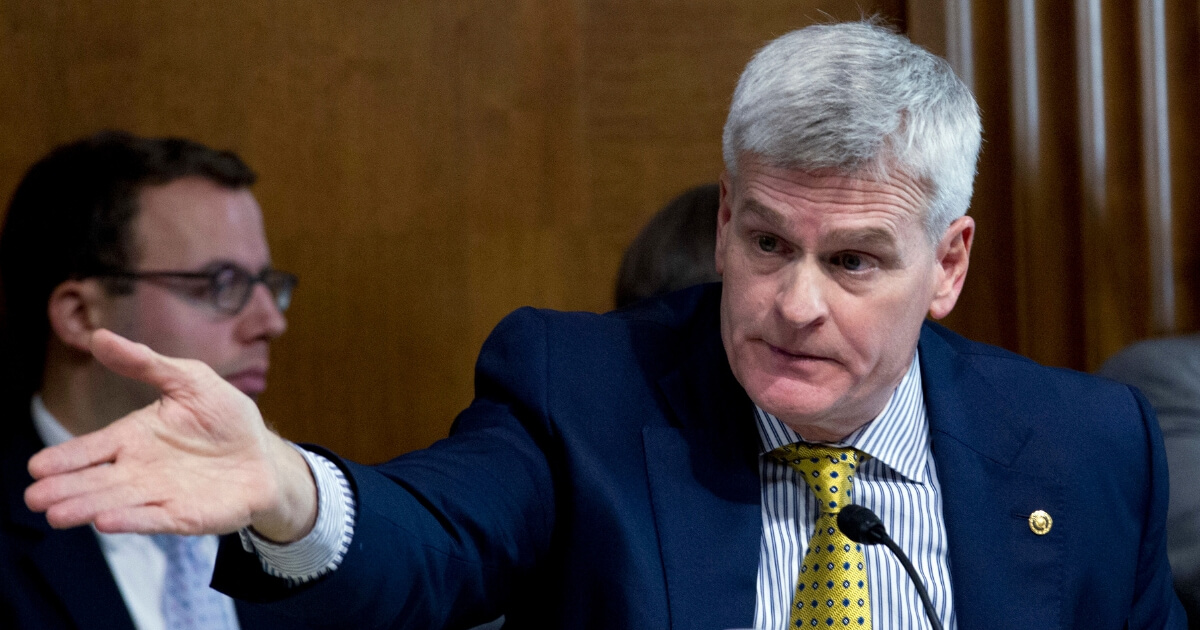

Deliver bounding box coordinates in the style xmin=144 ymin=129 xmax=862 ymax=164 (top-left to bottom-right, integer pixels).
xmin=30 ymin=396 xmax=241 ymax=630
xmin=753 ymin=351 xmax=957 ymax=629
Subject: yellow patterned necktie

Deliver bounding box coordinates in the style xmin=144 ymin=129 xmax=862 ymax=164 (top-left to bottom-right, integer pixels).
xmin=771 ymin=443 xmax=872 ymax=629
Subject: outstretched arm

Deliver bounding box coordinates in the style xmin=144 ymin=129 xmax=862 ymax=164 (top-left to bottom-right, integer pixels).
xmin=24 ymin=329 xmax=317 ymax=543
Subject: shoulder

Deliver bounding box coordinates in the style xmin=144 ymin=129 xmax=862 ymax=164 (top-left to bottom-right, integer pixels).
xmin=1098 ymin=334 xmax=1200 ymax=382
xmin=919 ymin=324 xmax=1165 ymax=528
xmin=485 ymin=283 xmax=720 ymax=363
xmin=1 ymin=409 xmax=41 ymax=508
xmin=919 ymin=320 xmax=1148 ymax=435
xmin=1097 ymin=335 xmax=1200 ymax=421
xmin=498 ymin=282 xmax=718 ymax=332
xmin=921 ymin=319 xmax=1116 ymax=391
xmin=469 ymin=284 xmax=722 ymax=410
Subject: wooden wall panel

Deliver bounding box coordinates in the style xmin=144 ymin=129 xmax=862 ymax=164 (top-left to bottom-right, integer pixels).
xmin=1166 ymin=0 xmax=1200 ymax=334
xmin=911 ymin=0 xmax=1200 ymax=372
xmin=910 ymin=0 xmax=1021 ymax=352
xmin=6 ymin=0 xmax=1196 ymax=463
xmin=1013 ymin=0 xmax=1088 ymax=368
xmin=0 ymin=0 xmax=904 ymax=463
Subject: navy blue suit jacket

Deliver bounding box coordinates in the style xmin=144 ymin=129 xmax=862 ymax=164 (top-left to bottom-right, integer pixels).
xmin=0 ymin=406 xmax=297 ymax=629
xmin=214 ymin=284 xmax=1185 ymax=629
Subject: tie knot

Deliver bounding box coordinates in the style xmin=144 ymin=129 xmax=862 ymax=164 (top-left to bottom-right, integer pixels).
xmin=770 ymin=443 xmax=862 ymax=513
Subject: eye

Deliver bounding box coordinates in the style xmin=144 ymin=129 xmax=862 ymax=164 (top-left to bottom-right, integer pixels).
xmin=211 ymin=266 xmax=240 ymax=291
xmin=181 ymin=281 xmax=217 ymax=301
xmin=756 ymin=235 xmax=779 ymax=253
xmin=832 ymin=253 xmax=866 ymax=271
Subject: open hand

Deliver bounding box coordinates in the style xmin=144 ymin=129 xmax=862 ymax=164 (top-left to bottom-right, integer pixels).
xmin=24 ymin=329 xmax=316 ymax=541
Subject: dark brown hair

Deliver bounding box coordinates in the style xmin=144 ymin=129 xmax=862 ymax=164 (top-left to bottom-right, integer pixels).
xmin=614 ymin=183 xmax=722 ymax=308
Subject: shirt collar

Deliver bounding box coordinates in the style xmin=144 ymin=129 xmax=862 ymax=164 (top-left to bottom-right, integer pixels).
xmin=754 ymin=350 xmax=930 ymax=484
xmin=30 ymin=394 xmax=76 ymax=448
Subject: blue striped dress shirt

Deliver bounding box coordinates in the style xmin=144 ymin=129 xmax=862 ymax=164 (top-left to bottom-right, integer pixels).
xmin=753 ymin=351 xmax=957 ymax=630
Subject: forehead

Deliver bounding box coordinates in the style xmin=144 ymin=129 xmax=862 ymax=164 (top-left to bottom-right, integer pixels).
xmin=730 ymin=159 xmax=928 ymax=239
xmin=132 ymin=177 xmax=269 ymax=269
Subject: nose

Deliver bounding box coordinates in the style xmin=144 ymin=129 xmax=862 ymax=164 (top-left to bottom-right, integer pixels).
xmin=775 ymin=260 xmax=829 ymax=330
xmin=237 ymin=283 xmax=288 ymax=342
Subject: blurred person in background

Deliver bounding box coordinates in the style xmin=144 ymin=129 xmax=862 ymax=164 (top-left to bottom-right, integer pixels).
xmin=0 ymin=131 xmax=296 ymax=630
xmin=615 ymin=183 xmax=722 ymax=308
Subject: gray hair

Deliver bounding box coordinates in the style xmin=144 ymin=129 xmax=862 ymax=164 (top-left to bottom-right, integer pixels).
xmin=722 ymin=21 xmax=981 ymax=240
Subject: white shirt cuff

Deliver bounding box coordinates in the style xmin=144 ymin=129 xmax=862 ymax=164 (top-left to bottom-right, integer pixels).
xmin=237 ymin=444 xmax=356 ymax=585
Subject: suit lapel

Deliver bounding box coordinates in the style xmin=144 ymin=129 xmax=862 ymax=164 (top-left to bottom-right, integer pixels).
xmin=26 ymin=528 xmax=139 ymax=629
xmin=2 ymin=414 xmax=137 ymax=630
xmin=643 ymin=296 xmax=762 ymax=630
xmin=919 ymin=325 xmax=1065 ymax=629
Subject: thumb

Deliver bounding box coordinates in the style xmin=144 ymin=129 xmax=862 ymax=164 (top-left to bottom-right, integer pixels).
xmin=89 ymin=329 xmax=194 ymax=394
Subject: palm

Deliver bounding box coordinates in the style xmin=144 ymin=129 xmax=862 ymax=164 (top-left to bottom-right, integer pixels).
xmin=115 ymin=371 xmax=274 ymax=533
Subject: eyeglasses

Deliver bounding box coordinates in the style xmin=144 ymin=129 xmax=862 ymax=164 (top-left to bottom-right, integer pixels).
xmin=90 ymin=263 xmax=298 ymax=315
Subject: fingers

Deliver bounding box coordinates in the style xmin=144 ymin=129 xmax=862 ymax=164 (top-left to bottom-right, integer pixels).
xmin=89 ymin=329 xmax=201 ymax=394
xmin=27 ymin=422 xmax=123 ymax=480
xmin=25 ymin=450 xmax=208 ymax=534
xmin=26 ymin=462 xmax=149 ymax=529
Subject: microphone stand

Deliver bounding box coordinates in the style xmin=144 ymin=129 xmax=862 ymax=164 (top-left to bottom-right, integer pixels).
xmin=837 ymin=505 xmax=944 ymax=630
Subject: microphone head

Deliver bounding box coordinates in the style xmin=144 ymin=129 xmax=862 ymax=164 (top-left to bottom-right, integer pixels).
xmin=837 ymin=504 xmax=888 ymax=545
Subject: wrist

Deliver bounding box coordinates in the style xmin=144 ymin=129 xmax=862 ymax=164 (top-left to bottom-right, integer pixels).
xmin=250 ymin=438 xmax=318 ymax=543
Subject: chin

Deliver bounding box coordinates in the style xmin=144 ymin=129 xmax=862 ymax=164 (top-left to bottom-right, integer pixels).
xmin=745 ymin=374 xmax=845 ymax=422
xmin=235 ymin=382 xmax=266 ymax=401
xmin=761 ymin=398 xmax=840 ymax=427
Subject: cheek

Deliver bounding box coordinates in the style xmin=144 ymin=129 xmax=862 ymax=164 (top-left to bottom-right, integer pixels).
xmin=130 ymin=296 xmax=229 ymax=362
xmin=827 ymin=286 xmax=927 ymax=359
xmin=721 ymin=269 xmax=773 ymax=331
xmin=720 ymin=273 xmax=767 ymax=365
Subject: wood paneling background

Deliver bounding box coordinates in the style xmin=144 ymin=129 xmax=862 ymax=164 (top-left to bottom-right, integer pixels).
xmin=0 ymin=0 xmax=904 ymax=463
xmin=910 ymin=0 xmax=1200 ymax=370
xmin=2 ymin=0 xmax=1195 ymax=464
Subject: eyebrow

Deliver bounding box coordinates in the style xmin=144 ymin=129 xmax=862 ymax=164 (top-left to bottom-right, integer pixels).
xmin=738 ymin=199 xmax=900 ymax=251
xmin=198 ymin=259 xmax=273 ymax=270
xmin=738 ymin=199 xmax=789 ymax=230
xmin=824 ymin=227 xmax=899 ymax=251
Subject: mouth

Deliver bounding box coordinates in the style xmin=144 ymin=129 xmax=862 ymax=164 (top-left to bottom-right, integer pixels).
xmin=766 ymin=342 xmax=832 ymax=362
xmin=224 ymin=368 xmax=268 ymax=397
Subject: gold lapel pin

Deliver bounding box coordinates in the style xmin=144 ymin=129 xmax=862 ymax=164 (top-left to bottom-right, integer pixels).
xmin=1028 ymin=510 xmax=1053 ymax=535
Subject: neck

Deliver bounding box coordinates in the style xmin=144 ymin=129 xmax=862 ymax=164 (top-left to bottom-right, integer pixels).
xmin=40 ymin=345 xmax=149 ymax=437
xmin=784 ymin=418 xmax=869 ymax=444
xmin=775 ymin=388 xmax=897 ymax=444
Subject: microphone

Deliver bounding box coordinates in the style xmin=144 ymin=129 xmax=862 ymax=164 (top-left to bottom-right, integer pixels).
xmin=838 ymin=505 xmax=945 ymax=630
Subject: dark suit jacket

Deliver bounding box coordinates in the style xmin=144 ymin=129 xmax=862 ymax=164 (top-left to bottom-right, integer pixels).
xmin=1 ymin=404 xmax=297 ymax=629
xmin=214 ymin=284 xmax=1185 ymax=629
xmin=1100 ymin=336 xmax=1200 ymax=627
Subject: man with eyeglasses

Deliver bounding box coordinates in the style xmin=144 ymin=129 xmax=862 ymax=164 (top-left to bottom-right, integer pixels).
xmin=0 ymin=131 xmax=296 ymax=630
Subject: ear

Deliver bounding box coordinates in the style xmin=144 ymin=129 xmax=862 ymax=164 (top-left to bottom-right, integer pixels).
xmin=928 ymin=216 xmax=974 ymax=320
xmin=47 ymin=280 xmax=113 ymax=354
xmin=715 ymin=172 xmax=735 ymax=276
